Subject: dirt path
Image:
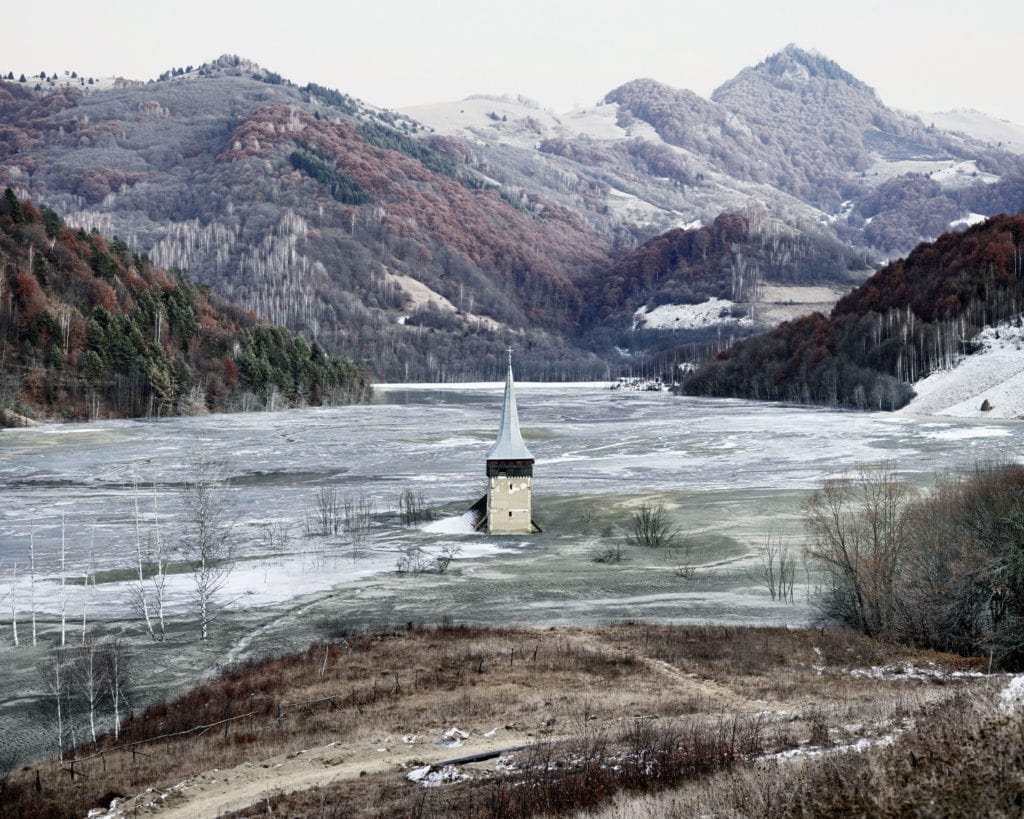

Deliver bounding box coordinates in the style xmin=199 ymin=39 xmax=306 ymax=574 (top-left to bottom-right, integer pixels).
xmin=102 ymin=728 xmax=537 ymax=818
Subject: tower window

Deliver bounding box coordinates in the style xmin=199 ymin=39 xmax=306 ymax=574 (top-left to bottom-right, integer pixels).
xmin=509 ymin=482 xmax=513 ymax=490
xmin=509 ymin=511 xmax=513 ymax=517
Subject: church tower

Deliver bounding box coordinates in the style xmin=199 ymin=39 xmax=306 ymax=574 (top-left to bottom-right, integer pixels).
xmin=484 ymin=351 xmax=538 ymax=534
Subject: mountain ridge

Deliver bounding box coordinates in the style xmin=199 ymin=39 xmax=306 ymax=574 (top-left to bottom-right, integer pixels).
xmin=3 ymin=48 xmax=1023 ymax=383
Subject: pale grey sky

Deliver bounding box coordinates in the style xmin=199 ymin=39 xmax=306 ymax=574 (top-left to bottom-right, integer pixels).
xmin=5 ymin=0 xmax=1023 ymax=124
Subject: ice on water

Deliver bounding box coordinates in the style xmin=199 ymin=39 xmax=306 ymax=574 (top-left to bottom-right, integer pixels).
xmin=2 ymin=385 xmax=1023 ymax=618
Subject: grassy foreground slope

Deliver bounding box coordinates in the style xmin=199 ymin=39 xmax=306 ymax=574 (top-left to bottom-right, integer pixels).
xmin=4 ymin=623 xmax=1018 ymax=818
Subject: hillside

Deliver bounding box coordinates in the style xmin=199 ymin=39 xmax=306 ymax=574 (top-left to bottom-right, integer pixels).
xmin=410 ymin=45 xmax=1024 ymax=260
xmin=0 ymin=190 xmax=369 ymax=422
xmin=2 ymin=49 xmax=1023 ymax=381
xmin=0 ymin=58 xmax=613 ymax=382
xmin=681 ymin=214 xmax=1024 ymax=409
xmin=2 ymin=623 xmax=1009 ymax=818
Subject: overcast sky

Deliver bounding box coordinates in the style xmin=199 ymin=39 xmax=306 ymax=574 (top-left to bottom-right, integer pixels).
xmin=5 ymin=0 xmax=1023 ymax=124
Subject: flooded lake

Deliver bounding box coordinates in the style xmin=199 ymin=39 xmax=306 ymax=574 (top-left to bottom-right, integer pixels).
xmin=0 ymin=384 xmax=1021 ymax=623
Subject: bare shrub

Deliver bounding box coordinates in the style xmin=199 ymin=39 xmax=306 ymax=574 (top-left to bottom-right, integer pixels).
xmin=627 ymin=502 xmax=679 ymax=548
xmin=594 ymin=541 xmax=626 ymax=564
xmin=434 ymin=544 xmax=461 ymax=574
xmin=304 ymin=485 xmax=341 ymax=537
xmin=255 ymin=520 xmax=292 ymax=553
xmin=396 ymin=546 xmax=431 ymax=575
xmin=804 ymin=463 xmax=910 ymax=637
xmin=180 ymin=455 xmax=234 ymax=641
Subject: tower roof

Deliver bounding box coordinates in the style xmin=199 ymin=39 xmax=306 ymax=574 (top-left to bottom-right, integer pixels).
xmin=485 ymin=353 xmax=533 ymax=462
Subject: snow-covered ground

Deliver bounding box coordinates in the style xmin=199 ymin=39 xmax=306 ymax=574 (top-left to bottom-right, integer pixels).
xmin=634 ymin=297 xmax=752 ymax=330
xmin=400 ymin=96 xmax=663 ymax=149
xmin=921 ymin=109 xmax=1024 ymax=154
xmin=899 ymin=321 xmax=1024 ymax=418
xmin=864 ymin=157 xmax=1001 ymax=189
xmin=605 ymin=185 xmax=681 ymax=226
xmin=950 ymin=212 xmax=988 ymax=230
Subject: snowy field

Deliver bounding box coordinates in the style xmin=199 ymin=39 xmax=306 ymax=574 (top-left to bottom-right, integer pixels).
xmin=633 ymin=297 xmax=753 ymax=330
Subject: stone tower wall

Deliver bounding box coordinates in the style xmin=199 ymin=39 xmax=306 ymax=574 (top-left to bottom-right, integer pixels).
xmin=487 ymin=474 xmax=533 ymax=534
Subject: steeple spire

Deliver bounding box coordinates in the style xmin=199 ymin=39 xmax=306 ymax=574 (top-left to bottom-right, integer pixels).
xmin=485 ymin=351 xmax=533 ymax=462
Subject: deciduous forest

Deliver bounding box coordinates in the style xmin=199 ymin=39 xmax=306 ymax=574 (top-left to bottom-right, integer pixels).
xmin=0 ymin=190 xmax=369 ymax=422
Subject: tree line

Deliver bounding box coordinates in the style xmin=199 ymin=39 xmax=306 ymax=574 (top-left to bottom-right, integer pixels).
xmin=0 ymin=190 xmax=370 ymax=421
xmin=683 ymin=215 xmax=1024 ymax=409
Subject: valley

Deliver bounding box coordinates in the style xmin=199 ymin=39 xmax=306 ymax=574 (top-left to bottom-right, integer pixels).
xmin=3 ymin=47 xmax=1022 ymax=384
xmin=2 ymin=386 xmax=1023 ymax=772
xmin=2 ymin=34 xmax=1024 ymax=816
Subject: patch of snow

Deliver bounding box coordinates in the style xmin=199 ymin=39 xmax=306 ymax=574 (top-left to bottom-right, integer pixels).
xmin=400 ymin=97 xmax=663 ymax=147
xmin=845 ymin=664 xmax=987 ymax=681
xmin=922 ymin=109 xmax=1024 ymax=154
xmin=383 ymin=270 xmax=503 ymax=331
xmin=769 ymin=723 xmax=906 ymax=761
xmin=930 ymin=160 xmax=1000 ymax=187
xmin=634 ymin=297 xmax=752 ymax=331
xmin=605 ymin=186 xmax=676 ymax=226
xmin=406 ymin=764 xmax=433 ymax=782
xmin=422 ymin=512 xmax=477 ymax=534
xmin=407 ymin=764 xmax=471 ymax=787
xmin=1000 ymin=674 xmax=1024 ymax=712
xmin=950 ymin=212 xmax=989 ymax=230
xmin=899 ymin=320 xmax=1024 ymax=418
xmin=863 ymin=158 xmax=1000 ymax=189
xmin=435 ymin=727 xmax=469 ymax=748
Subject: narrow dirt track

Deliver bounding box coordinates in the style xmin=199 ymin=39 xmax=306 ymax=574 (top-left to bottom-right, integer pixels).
xmin=107 ymin=729 xmax=537 ymax=817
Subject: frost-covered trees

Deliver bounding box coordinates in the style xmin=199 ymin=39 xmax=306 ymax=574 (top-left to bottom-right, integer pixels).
xmin=179 ymin=456 xmax=235 ymax=641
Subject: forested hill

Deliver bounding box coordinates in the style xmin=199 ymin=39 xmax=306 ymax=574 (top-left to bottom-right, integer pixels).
xmin=682 ymin=214 xmax=1024 ymax=410
xmin=0 ymin=190 xmax=370 ymax=424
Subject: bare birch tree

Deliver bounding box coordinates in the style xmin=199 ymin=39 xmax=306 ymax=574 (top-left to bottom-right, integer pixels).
xmin=6 ymin=562 xmax=18 ymax=647
xmin=29 ymin=523 xmax=37 ymax=645
xmin=151 ymin=481 xmax=168 ymax=640
xmin=59 ymin=514 xmax=68 ymax=647
xmin=130 ymin=470 xmax=156 ymax=641
xmin=180 ymin=455 xmax=235 ymax=641
xmin=102 ymin=638 xmax=131 ymax=740
xmin=73 ymin=635 xmax=105 ymax=744
xmin=40 ymin=650 xmax=69 ymax=760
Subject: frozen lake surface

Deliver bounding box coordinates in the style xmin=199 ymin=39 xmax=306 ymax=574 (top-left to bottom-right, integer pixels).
xmin=1 ymin=385 xmax=1022 ymax=621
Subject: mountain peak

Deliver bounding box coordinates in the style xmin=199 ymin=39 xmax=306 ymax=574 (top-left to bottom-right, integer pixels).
xmin=754 ymin=44 xmax=876 ymax=97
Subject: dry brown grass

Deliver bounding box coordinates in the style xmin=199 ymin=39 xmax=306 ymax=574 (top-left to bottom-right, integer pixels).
xmin=0 ymin=623 xmax=994 ymax=818
xmin=587 ymin=690 xmax=1024 ymax=818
